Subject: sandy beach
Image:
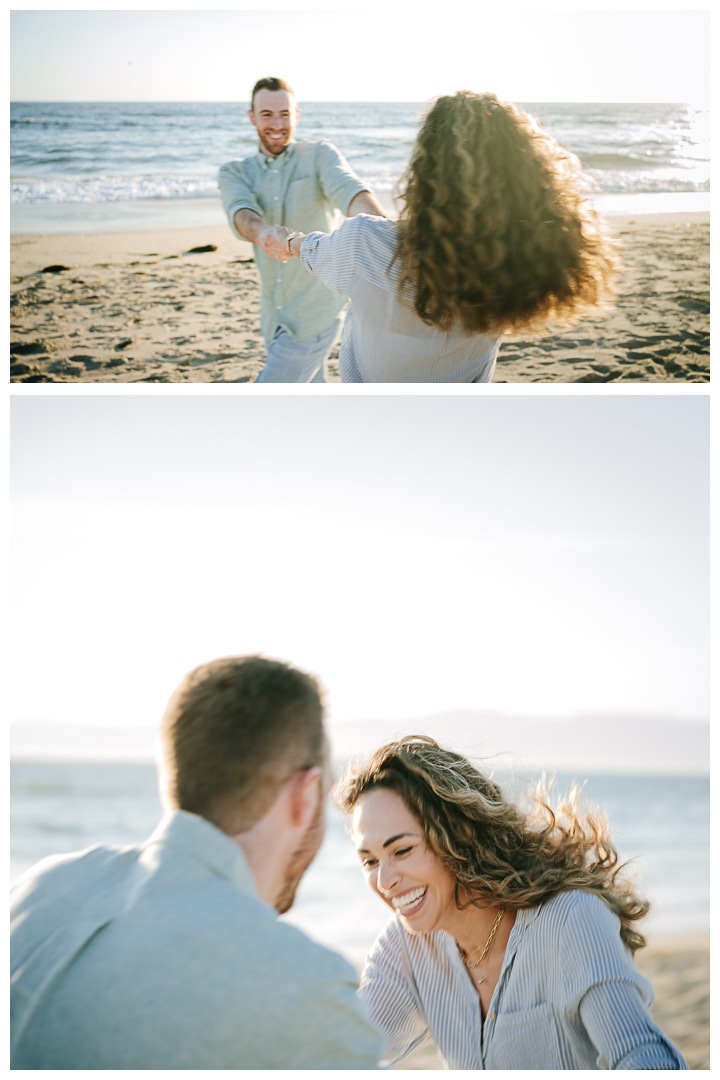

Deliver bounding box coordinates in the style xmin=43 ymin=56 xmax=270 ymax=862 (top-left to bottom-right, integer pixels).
xmin=390 ymin=933 xmax=710 ymax=1069
xmin=10 ymin=211 xmax=709 ymax=384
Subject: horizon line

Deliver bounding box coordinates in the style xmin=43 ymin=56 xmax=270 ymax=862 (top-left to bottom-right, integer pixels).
xmin=9 ymin=754 xmax=710 ymax=777
xmin=11 ymin=99 xmax=699 ymax=107
xmin=11 ymin=711 xmax=711 ymax=729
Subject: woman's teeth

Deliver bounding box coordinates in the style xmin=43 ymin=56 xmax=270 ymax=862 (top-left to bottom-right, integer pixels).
xmin=392 ymin=887 xmax=427 ymax=913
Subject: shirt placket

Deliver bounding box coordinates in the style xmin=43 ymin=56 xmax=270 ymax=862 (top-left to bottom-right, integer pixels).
xmin=447 ymin=938 xmax=485 ymax=1068
xmin=266 ymin=157 xmax=285 ymax=318
xmin=480 ymin=925 xmax=520 ymax=1066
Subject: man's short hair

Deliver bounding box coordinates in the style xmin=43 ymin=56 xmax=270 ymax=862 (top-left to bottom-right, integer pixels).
xmin=160 ymin=656 xmax=324 ymax=835
xmin=250 ymin=77 xmax=295 ymax=111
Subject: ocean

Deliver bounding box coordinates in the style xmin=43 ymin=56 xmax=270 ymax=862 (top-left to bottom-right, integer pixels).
xmin=11 ymin=761 xmax=709 ymax=965
xmin=10 ymin=101 xmax=710 ymax=234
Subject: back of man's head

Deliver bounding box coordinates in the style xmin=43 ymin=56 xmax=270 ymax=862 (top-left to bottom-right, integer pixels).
xmin=250 ymin=76 xmax=295 ymax=111
xmin=159 ymin=656 xmax=324 ymax=836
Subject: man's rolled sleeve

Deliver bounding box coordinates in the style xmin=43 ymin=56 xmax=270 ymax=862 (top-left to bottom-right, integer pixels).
xmin=315 ymin=140 xmax=368 ymax=216
xmin=218 ymin=161 xmax=262 ymax=240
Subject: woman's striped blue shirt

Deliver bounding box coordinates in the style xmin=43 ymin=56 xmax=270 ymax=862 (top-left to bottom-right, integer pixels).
xmin=299 ymin=215 xmax=501 ymax=383
xmin=359 ymin=889 xmax=687 ymax=1070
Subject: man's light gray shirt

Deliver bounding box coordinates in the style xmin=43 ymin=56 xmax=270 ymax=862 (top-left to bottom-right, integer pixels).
xmin=361 ymin=889 xmax=688 ymax=1070
xmin=10 ymin=809 xmax=382 ymax=1069
xmin=218 ymin=139 xmax=367 ymax=342
xmin=299 ymin=214 xmax=501 ymax=383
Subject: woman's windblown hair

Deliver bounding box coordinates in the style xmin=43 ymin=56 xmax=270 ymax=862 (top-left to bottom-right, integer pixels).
xmin=335 ymin=736 xmax=649 ymax=953
xmin=394 ymin=92 xmax=620 ymax=334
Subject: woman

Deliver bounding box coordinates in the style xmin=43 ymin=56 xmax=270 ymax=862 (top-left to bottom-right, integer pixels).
xmin=282 ymin=92 xmax=620 ymax=382
xmin=335 ymin=736 xmax=687 ymax=1069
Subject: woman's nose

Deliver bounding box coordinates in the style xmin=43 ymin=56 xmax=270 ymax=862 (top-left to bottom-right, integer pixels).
xmin=376 ymin=859 xmax=400 ymax=895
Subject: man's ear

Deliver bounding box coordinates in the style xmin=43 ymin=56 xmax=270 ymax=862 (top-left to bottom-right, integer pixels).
xmin=247 ymin=109 xmax=257 ymax=128
xmin=289 ymin=766 xmax=322 ymax=829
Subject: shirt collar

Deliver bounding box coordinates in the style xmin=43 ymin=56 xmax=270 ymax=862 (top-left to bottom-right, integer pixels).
xmin=438 ymin=902 xmax=541 ymax=958
xmin=141 ymin=808 xmax=259 ymax=899
xmin=258 ymin=140 xmax=298 ymax=167
xmin=514 ymin=903 xmax=543 ymax=927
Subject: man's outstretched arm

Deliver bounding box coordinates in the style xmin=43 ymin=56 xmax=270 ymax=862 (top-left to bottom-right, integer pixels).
xmin=233 ymin=208 xmax=293 ymax=262
xmin=347 ymin=191 xmax=387 ymax=218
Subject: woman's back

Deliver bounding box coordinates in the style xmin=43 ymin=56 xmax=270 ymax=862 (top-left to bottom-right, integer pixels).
xmin=297 ymin=92 xmax=619 ymax=383
xmin=299 ymin=215 xmax=501 ymax=383
xmin=394 ymin=92 xmax=620 ymax=339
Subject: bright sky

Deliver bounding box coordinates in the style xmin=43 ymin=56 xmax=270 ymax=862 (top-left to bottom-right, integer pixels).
xmin=10 ymin=8 xmax=710 ymax=104
xmin=10 ymin=395 xmax=708 ymax=733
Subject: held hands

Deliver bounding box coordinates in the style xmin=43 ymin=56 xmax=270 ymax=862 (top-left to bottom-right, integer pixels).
xmin=259 ymin=225 xmax=299 ymax=263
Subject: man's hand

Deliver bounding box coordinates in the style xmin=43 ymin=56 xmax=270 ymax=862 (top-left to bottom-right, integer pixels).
xmin=232 ymin=209 xmax=297 ymax=262
xmin=259 ymin=225 xmax=297 ymax=263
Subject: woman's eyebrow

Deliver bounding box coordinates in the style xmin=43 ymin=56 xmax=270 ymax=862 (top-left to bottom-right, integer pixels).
xmin=356 ymin=832 xmax=420 ymax=854
xmin=382 ymin=832 xmax=418 ymax=848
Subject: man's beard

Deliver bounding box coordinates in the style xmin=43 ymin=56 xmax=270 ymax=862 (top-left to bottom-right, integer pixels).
xmin=259 ymin=131 xmax=289 ymax=157
xmin=273 ymin=795 xmax=324 ymax=915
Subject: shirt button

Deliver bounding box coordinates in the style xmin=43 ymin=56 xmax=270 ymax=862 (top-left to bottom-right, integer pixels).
xmin=274 ymin=196 xmax=279 ymax=200
xmin=276 ymin=305 xmax=282 ymax=309
xmin=487 ymin=1012 xmax=495 ymax=1021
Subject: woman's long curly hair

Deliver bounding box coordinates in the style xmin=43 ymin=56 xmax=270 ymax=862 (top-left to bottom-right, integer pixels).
xmin=335 ymin=736 xmax=648 ymax=953
xmin=393 ymin=92 xmax=621 ymax=334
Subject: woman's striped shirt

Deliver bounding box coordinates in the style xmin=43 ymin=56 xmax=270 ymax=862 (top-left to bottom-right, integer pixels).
xmin=299 ymin=215 xmax=501 ymax=384
xmin=359 ymin=889 xmax=687 ymax=1070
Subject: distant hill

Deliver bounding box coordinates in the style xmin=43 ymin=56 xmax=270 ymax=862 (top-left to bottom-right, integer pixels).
xmin=331 ymin=711 xmax=710 ymax=775
xmin=11 ymin=711 xmax=709 ymax=775
xmin=11 ymin=720 xmax=159 ymax=762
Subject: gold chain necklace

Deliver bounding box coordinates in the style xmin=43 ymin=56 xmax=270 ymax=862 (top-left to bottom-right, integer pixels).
xmin=459 ymin=908 xmax=505 ymax=985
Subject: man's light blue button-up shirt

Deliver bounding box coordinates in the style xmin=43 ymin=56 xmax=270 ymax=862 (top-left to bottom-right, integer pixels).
xmin=218 ymin=139 xmax=367 ymax=342
xmin=10 ymin=809 xmax=382 ymax=1069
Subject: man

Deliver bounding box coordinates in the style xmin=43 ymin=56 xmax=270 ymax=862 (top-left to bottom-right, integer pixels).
xmin=218 ymin=77 xmax=386 ymax=382
xmin=10 ymin=657 xmax=383 ymax=1069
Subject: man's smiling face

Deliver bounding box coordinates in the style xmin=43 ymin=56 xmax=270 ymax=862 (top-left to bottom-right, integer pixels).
xmin=248 ymin=89 xmax=299 ymax=157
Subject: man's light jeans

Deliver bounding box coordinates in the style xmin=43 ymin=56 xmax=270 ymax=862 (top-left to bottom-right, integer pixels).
xmin=256 ymin=313 xmax=345 ymax=383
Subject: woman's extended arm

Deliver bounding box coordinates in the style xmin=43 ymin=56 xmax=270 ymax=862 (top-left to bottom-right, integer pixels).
xmin=579 ymin=980 xmax=688 ymax=1070
xmin=289 ymin=219 xmax=362 ymax=295
xmin=292 ymin=215 xmax=398 ymax=300
xmin=560 ymin=895 xmax=688 ymax=1070
xmin=360 ymin=932 xmax=432 ymax=1069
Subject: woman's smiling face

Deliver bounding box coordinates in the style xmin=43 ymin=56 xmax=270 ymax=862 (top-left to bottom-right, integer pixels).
xmin=352 ymin=787 xmax=458 ymax=934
